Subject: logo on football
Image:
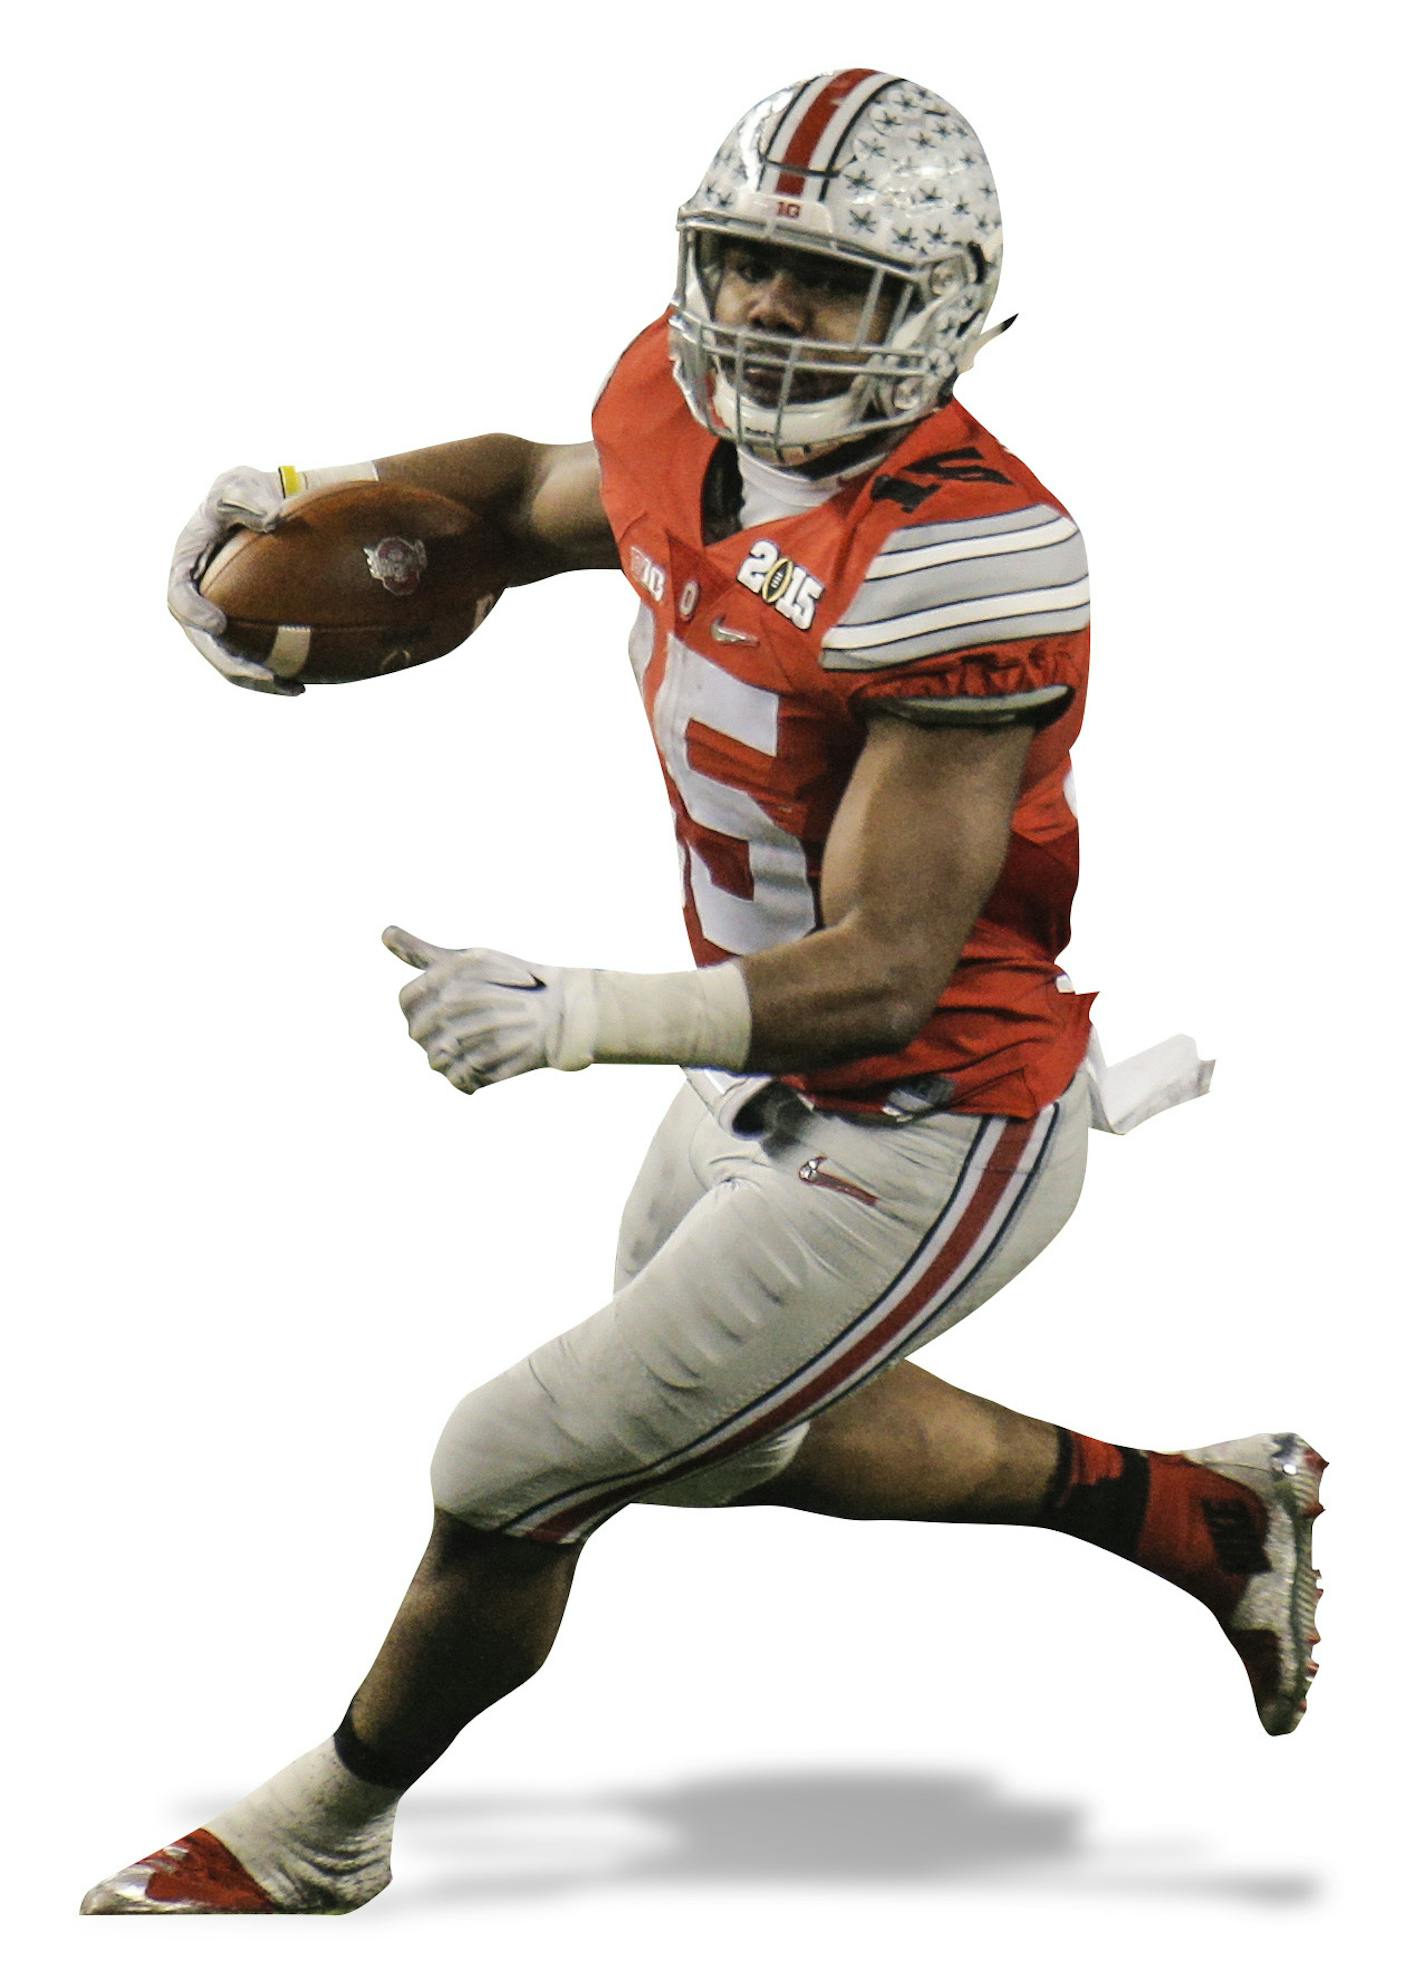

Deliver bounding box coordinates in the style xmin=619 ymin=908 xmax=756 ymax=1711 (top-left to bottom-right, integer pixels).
xmin=364 ymin=535 xmax=428 ymax=595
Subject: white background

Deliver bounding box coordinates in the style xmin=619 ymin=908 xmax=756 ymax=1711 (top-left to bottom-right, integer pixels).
xmin=7 ymin=1 xmax=1417 ymax=1961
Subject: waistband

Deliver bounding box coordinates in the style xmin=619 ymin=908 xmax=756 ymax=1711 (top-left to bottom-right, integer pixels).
xmin=683 ymin=1068 xmax=960 ymax=1134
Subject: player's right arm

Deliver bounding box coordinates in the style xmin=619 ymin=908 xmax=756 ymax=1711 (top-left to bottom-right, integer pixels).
xmin=170 ymin=438 xmax=616 ymax=694
xmin=373 ymin=437 xmax=618 ymax=583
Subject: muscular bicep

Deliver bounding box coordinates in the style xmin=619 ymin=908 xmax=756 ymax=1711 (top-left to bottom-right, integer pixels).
xmin=821 ymin=713 xmax=1034 ymax=1007
xmin=520 ymin=442 xmax=620 ymax=575
xmin=374 ymin=434 xmax=618 ymax=583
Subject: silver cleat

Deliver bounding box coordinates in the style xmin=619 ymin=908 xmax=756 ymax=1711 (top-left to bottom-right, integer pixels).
xmin=1183 ymin=1431 xmax=1327 ymax=1735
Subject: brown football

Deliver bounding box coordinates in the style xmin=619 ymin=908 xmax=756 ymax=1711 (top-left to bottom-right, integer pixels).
xmin=200 ymin=481 xmax=505 ymax=684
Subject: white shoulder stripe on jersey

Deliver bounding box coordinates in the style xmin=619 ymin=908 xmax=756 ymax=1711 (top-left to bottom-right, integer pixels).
xmin=867 ymin=511 xmax=1079 ymax=581
xmin=823 ymin=607 xmax=1090 ymax=669
xmin=822 ymin=577 xmax=1090 ymax=669
xmin=867 ymin=502 xmax=1067 ymax=551
xmin=840 ymin=533 xmax=1087 ymax=633
xmin=830 ymin=573 xmax=1090 ymax=650
xmin=826 ymin=574 xmax=1090 ymax=647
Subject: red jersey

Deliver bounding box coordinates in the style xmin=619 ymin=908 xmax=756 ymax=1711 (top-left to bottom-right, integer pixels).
xmin=592 ymin=317 xmax=1093 ymax=1117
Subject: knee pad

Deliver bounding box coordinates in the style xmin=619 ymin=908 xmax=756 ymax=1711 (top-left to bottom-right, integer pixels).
xmin=428 ymin=1382 xmax=553 ymax=1535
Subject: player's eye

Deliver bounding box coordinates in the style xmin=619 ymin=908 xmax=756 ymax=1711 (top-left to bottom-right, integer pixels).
xmin=805 ymin=263 xmax=871 ymax=301
xmin=728 ymin=248 xmax=774 ymax=283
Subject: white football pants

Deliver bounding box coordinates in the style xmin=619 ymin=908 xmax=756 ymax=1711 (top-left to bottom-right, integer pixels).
xmin=431 ymin=1069 xmax=1089 ymax=1542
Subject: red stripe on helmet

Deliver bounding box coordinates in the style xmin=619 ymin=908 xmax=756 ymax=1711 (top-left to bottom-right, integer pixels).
xmin=772 ymin=67 xmax=880 ymax=197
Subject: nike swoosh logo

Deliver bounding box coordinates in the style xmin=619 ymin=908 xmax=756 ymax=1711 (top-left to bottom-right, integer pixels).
xmin=479 ymin=960 xmax=547 ymax=992
xmin=710 ymin=617 xmax=760 ymax=646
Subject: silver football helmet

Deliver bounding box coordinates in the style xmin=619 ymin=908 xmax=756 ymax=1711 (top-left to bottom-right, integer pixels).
xmin=670 ymin=71 xmax=1005 ymax=464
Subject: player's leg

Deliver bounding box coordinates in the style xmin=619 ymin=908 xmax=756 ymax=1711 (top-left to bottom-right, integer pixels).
xmin=326 ymin=1084 xmax=723 ymax=1780
xmin=736 ymin=1359 xmax=1060 ymax=1522
xmin=330 ymin=1086 xmax=723 ymax=1783
xmin=344 ymin=1512 xmax=580 ymax=1784
xmin=638 ymin=1071 xmax=1324 ymax=1736
xmin=735 ymin=1356 xmax=1325 ymax=1736
xmin=80 ymin=1516 xmax=582 ymax=1917
xmin=82 ymin=1083 xmax=713 ymax=1917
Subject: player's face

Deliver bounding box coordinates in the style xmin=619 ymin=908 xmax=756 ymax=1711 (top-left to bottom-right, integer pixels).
xmin=708 ymin=239 xmax=896 ymax=404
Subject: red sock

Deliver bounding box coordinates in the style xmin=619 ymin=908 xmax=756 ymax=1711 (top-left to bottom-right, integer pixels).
xmin=1040 ymin=1429 xmax=1268 ymax=1618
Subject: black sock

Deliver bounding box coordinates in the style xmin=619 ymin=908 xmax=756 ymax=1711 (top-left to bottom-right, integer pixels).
xmin=332 ymin=1705 xmax=419 ymax=1792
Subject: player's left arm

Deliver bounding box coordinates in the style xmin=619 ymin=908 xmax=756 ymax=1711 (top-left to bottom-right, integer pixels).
xmin=385 ymin=712 xmax=1032 ymax=1090
xmin=738 ymin=712 xmax=1033 ymax=1069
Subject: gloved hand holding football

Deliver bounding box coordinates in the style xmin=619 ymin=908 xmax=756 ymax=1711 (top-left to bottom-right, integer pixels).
xmin=170 ymin=472 xmax=506 ymax=692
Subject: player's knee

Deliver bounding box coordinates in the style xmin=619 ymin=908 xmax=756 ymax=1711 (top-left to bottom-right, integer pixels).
xmin=429 ymin=1392 xmax=535 ymax=1537
xmin=425 ymin=1507 xmax=574 ymax=1572
xmin=428 ymin=1385 xmax=596 ymax=1548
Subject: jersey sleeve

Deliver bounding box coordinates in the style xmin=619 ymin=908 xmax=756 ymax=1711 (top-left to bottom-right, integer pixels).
xmin=822 ymin=502 xmax=1089 ymax=728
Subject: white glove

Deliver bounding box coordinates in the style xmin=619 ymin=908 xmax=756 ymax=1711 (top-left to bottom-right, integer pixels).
xmin=168 ymin=465 xmax=299 ymax=695
xmin=385 ymin=928 xmax=580 ymax=1092
xmin=383 ymin=926 xmax=752 ymax=1095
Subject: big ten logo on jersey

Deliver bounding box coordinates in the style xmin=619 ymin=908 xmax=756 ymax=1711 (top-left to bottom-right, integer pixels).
xmin=629 ymin=544 xmax=668 ymax=603
xmin=735 ymin=541 xmax=825 ymax=631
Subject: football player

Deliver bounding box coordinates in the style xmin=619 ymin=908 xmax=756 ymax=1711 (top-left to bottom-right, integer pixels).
xmin=84 ymin=71 xmax=1323 ymax=1916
